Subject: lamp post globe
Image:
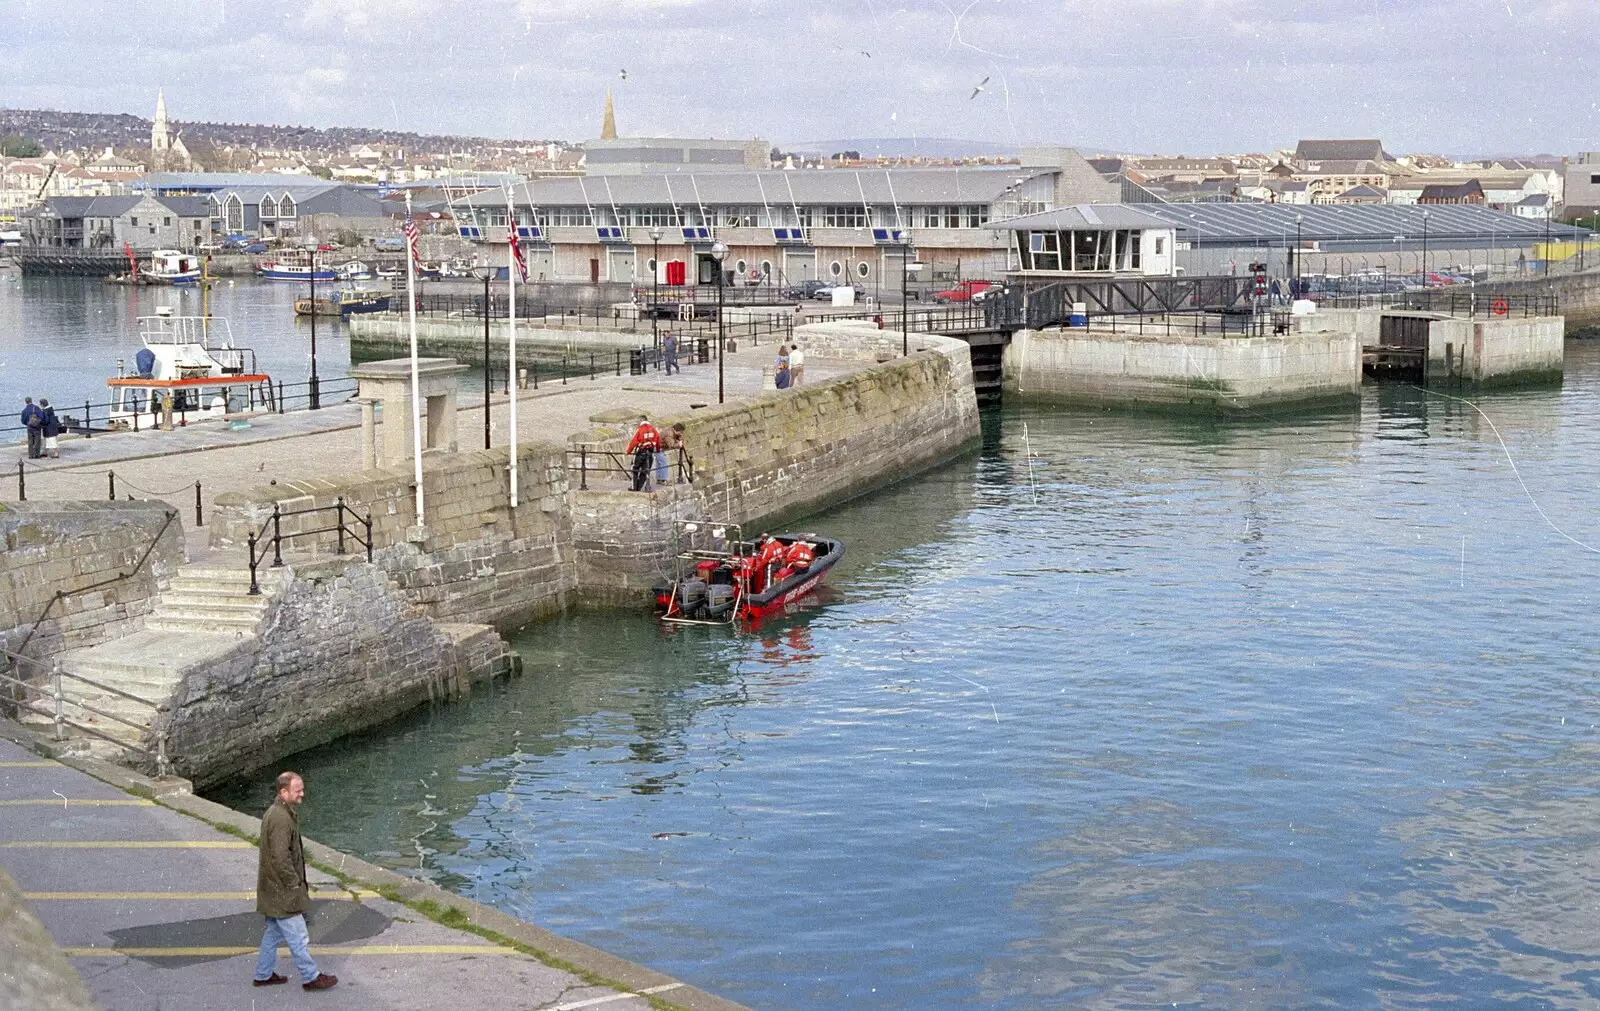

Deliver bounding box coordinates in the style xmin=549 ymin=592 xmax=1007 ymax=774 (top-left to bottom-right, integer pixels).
xmin=710 ymin=241 xmax=729 ymax=404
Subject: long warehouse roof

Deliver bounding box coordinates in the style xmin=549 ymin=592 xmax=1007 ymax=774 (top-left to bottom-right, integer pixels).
xmin=1138 ymin=203 xmax=1588 ymax=245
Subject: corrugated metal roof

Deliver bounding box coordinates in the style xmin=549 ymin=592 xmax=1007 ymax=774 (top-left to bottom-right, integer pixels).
xmin=1138 ymin=202 xmax=1589 ymax=244
xmin=462 ymin=167 xmax=1051 ymax=209
xmin=996 ymin=205 xmax=1177 ymax=230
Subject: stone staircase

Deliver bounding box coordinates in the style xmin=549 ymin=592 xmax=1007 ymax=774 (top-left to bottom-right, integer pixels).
xmin=18 ymin=562 xmax=283 ymax=765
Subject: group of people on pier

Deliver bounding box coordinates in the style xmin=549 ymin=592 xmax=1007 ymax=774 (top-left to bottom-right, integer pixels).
xmin=19 ymin=396 xmax=60 ymax=459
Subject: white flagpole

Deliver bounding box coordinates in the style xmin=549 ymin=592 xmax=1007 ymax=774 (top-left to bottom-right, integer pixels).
xmin=405 ymin=192 xmax=425 ymax=526
xmin=506 ymin=186 xmax=519 ymax=509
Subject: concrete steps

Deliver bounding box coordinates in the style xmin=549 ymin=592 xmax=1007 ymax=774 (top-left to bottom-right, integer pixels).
xmin=20 ymin=560 xmax=283 ymax=767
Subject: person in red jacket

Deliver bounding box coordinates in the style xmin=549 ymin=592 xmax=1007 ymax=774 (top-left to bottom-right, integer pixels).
xmin=625 ymin=418 xmax=661 ymax=491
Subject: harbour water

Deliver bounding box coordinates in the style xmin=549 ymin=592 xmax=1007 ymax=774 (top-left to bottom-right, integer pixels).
xmin=193 ymin=343 xmax=1600 ymax=1008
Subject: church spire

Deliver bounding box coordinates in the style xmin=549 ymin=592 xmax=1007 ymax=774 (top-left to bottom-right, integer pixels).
xmin=601 ymin=89 xmax=618 ymax=140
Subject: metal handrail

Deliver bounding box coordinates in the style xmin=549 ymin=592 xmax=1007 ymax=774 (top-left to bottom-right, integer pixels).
xmin=0 ymin=651 xmax=170 ymax=777
xmin=248 ymin=498 xmax=375 ymax=594
xmin=13 ymin=509 xmax=177 ymax=656
xmin=571 ymin=445 xmax=692 ymax=490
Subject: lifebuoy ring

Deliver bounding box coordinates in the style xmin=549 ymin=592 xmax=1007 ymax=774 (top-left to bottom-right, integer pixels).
xmin=1492 ymin=299 xmax=1509 ymax=317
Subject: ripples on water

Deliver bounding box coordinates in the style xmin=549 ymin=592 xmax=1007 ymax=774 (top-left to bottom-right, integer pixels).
xmin=207 ymin=345 xmax=1600 ymax=1008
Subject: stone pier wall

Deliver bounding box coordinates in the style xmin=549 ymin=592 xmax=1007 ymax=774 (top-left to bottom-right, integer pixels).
xmin=209 ymin=445 xmax=577 ymax=629
xmin=163 ymin=558 xmax=516 ymax=788
xmin=347 ymin=315 xmax=646 ymax=359
xmin=570 ymin=322 xmax=982 ymax=598
xmin=213 ymin=320 xmax=979 ymax=612
xmin=1312 ymin=307 xmax=1564 ymax=385
xmin=1003 ymin=326 xmax=1362 ymax=411
xmin=0 ymin=502 xmax=183 ymax=662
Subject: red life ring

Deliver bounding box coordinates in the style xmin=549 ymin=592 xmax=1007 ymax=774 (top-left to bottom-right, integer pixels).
xmin=1492 ymin=299 xmax=1509 ymax=316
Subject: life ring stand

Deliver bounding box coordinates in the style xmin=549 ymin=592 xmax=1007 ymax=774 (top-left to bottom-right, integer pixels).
xmin=1491 ymin=299 xmax=1509 ymax=317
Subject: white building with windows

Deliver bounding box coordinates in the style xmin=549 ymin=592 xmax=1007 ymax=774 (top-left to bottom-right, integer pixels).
xmin=1000 ymin=206 xmax=1179 ymax=277
xmin=451 ymin=144 xmax=1118 ymax=289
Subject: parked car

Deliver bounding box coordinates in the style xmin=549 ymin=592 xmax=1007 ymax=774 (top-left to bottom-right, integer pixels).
xmin=374 ymin=236 xmax=407 ymax=252
xmin=814 ymin=284 xmax=864 ymax=301
xmin=933 ymin=279 xmax=997 ymax=303
xmin=243 ymin=242 xmax=268 ymax=255
xmin=782 ymin=280 xmax=829 ymax=300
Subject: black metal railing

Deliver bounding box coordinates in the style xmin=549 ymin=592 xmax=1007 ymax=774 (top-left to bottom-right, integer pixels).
xmin=401 ymin=294 xmax=794 ymax=347
xmin=247 ymin=497 xmax=374 ymax=595
xmin=0 ymin=376 xmax=360 ymax=441
xmin=571 ymin=445 xmax=693 ymax=491
xmin=1314 ymin=291 xmax=1559 ymax=318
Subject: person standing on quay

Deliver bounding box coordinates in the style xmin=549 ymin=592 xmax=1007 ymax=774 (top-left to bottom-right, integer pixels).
xmin=788 ymin=341 xmax=805 ymax=387
xmin=663 ymin=331 xmax=679 ymax=375
xmin=625 ymin=416 xmax=661 ymax=492
xmin=20 ymin=397 xmax=42 ymax=459
xmin=39 ymin=399 xmax=59 ymax=459
xmin=253 ymin=771 xmax=337 ymax=992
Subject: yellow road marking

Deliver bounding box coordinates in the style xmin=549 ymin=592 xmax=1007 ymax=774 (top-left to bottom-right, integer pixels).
xmin=0 ymin=761 xmax=60 ymax=768
xmin=62 ymin=944 xmax=521 ymax=958
xmin=0 ymin=840 xmax=251 ymax=849
xmin=0 ymin=799 xmax=155 ymax=807
xmin=25 ymin=890 xmax=382 ymax=901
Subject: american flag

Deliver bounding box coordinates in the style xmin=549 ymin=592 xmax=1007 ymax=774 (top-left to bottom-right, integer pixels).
xmin=508 ymin=225 xmax=527 ymax=282
xmin=403 ymin=213 xmax=421 ymax=268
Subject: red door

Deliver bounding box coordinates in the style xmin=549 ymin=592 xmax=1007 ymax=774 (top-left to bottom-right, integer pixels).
xmin=590 ymin=258 xmax=600 ymax=283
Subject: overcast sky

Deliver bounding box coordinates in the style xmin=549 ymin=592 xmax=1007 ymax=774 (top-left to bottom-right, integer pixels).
xmin=7 ymin=0 xmax=1600 ymax=156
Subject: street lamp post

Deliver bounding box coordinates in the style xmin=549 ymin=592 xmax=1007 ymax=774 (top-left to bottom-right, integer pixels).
xmin=710 ymin=240 xmax=728 ymax=404
xmin=308 ymin=249 xmax=320 ymax=410
xmin=1421 ymin=210 xmax=1430 ymax=285
xmin=471 ymin=261 xmax=493 ymax=449
xmin=1294 ymin=213 xmax=1303 ymax=297
xmin=648 ymin=226 xmax=663 ymax=352
xmin=901 ymin=240 xmax=910 ymax=356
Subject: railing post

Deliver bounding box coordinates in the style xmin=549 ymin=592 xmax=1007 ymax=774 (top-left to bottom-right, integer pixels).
xmin=271 ymin=503 xmax=283 ymax=567
xmin=51 ymin=661 xmax=64 ymax=741
xmin=108 ymin=470 xmax=115 ymax=501
xmin=194 ymin=482 xmax=203 ymax=527
xmin=248 ymin=534 xmax=261 ymax=595
xmin=84 ymin=401 xmax=91 ymax=439
xmin=364 ymin=513 xmax=373 ymax=563
xmin=133 ymin=407 xmax=139 ymax=433
xmin=336 ymin=496 xmax=346 ymax=555
xmin=616 ymin=349 xmax=621 ymax=376
xmin=590 ymin=352 xmax=596 ymax=380
xmin=579 ymin=447 xmax=588 ymax=490
xmin=156 ymin=730 xmax=170 ymax=780
xmin=277 ymin=381 xmax=285 ymax=414
xmin=531 ymin=360 xmax=538 ymax=390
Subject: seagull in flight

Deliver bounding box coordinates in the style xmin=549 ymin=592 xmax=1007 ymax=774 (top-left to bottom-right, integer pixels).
xmin=619 ymin=69 xmax=628 ymax=80
xmin=970 ymin=75 xmax=989 ymax=100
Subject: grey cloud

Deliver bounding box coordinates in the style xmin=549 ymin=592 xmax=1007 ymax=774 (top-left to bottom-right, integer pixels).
xmin=5 ymin=0 xmax=1599 ymax=154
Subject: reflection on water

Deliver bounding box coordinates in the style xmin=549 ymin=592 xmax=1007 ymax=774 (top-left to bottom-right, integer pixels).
xmin=210 ymin=343 xmax=1600 ymax=1008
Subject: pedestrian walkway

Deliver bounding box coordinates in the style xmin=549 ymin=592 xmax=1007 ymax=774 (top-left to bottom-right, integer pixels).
xmin=2 ymin=347 xmax=857 ymax=557
xmin=0 ymin=726 xmax=738 ymax=1010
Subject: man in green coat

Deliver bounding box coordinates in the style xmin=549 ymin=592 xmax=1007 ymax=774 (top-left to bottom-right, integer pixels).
xmin=252 ymin=771 xmax=337 ymax=991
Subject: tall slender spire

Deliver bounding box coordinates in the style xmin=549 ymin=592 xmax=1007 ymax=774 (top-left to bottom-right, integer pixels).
xmin=601 ymin=89 xmax=618 ymax=140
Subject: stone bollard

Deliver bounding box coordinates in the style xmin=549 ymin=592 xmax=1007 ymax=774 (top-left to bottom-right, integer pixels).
xmin=761 ymin=366 xmax=776 ymax=391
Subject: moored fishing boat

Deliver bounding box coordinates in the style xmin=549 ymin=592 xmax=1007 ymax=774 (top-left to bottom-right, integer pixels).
xmin=654 ymin=522 xmax=844 ymax=624
xmin=107 ymin=306 xmax=275 ymax=427
xmin=259 ymin=249 xmax=335 ymax=281
xmin=294 ymin=288 xmax=392 ymax=317
xmin=146 ymin=249 xmax=203 ymax=285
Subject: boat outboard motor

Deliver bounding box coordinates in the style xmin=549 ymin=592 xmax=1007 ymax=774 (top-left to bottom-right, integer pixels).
xmin=704 ymin=584 xmax=735 ymax=619
xmin=678 ymin=578 xmax=708 ymax=616
xmin=134 ymin=348 xmax=156 ymax=378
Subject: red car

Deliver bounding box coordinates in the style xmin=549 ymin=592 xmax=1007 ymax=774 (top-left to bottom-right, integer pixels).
xmin=933 ymin=280 xmax=996 ymax=303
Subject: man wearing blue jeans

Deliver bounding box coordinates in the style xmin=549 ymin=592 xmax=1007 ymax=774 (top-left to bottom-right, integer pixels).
xmin=252 ymin=771 xmax=337 ymax=991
